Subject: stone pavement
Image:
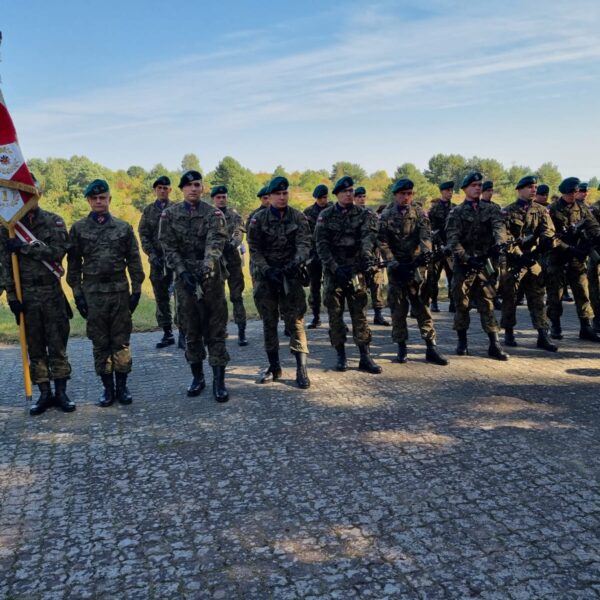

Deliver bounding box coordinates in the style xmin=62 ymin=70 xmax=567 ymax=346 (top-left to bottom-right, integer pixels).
xmin=1 ymin=303 xmax=600 ymax=599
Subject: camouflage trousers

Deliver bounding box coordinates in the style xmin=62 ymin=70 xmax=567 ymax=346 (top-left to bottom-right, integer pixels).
xmin=587 ymin=252 xmax=600 ymax=317
xmin=323 ymin=273 xmax=371 ymax=347
xmin=149 ymin=265 xmax=173 ymax=328
xmin=177 ymin=277 xmax=230 ymax=367
xmin=253 ymin=277 xmax=308 ymax=354
xmin=23 ymin=282 xmax=71 ymax=384
xmin=367 ymin=268 xmax=386 ymax=310
xmin=546 ymin=258 xmax=593 ymax=321
xmin=423 ymin=258 xmax=453 ymax=305
xmin=500 ymin=262 xmax=547 ymax=330
xmin=388 ymin=269 xmax=435 ymax=343
xmin=307 ymin=258 xmax=324 ymax=315
xmin=224 ymin=249 xmax=247 ymax=325
xmin=86 ymin=290 xmax=132 ymax=375
xmin=451 ymin=267 xmax=499 ymax=333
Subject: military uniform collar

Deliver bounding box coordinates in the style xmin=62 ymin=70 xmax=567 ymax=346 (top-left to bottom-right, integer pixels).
xmin=269 ymin=205 xmax=288 ymax=220
xmin=219 ymin=206 xmax=228 ymax=214
xmin=313 ymin=202 xmax=327 ymax=212
xmin=89 ymin=212 xmax=112 ymax=224
xmin=464 ymin=199 xmax=479 ymax=209
xmin=395 ymin=203 xmax=411 ymax=215
xmin=154 ymin=198 xmax=169 ymax=210
xmin=183 ymin=200 xmax=200 ymax=212
xmin=335 ymin=202 xmax=353 ymax=213
xmin=516 ymin=198 xmax=531 ymax=209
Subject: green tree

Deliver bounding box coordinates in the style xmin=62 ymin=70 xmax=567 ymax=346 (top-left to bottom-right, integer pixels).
xmin=330 ymin=161 xmax=367 ymax=184
xmin=425 ymin=153 xmax=467 ymax=189
xmin=272 ymin=165 xmax=289 ymax=179
xmin=465 ymin=157 xmax=506 ymax=184
xmin=181 ymin=153 xmax=202 ymax=173
xmin=384 ymin=163 xmax=437 ymax=204
xmin=127 ymin=165 xmax=146 ymax=179
xmin=535 ymin=162 xmax=562 ymax=192
xmin=211 ymin=156 xmax=257 ymax=215
xmin=506 ymin=165 xmax=532 ymax=189
xmin=298 ymin=169 xmax=329 ymax=193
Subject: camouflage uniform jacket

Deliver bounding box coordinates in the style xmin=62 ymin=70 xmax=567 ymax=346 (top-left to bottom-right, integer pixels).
xmin=548 ymin=198 xmax=600 ymax=254
xmin=304 ymin=202 xmax=334 ymax=234
xmin=378 ymin=204 xmax=432 ymax=263
xmin=501 ymin=200 xmax=555 ymax=257
xmin=245 ymin=205 xmax=267 ymax=232
xmin=427 ymin=200 xmax=455 ymax=243
xmin=221 ymin=206 xmax=244 ymax=249
xmin=589 ymin=200 xmax=600 ymax=225
xmin=67 ymin=213 xmax=145 ymax=296
xmin=159 ymin=200 xmax=227 ymax=277
xmin=314 ymin=203 xmax=378 ymax=273
xmin=138 ymin=199 xmax=171 ymax=261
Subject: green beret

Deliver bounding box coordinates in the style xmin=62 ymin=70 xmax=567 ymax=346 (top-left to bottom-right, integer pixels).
xmin=558 ymin=177 xmax=580 ymax=194
xmin=210 ymin=185 xmax=228 ymax=197
xmin=257 ymin=186 xmax=269 ymax=198
xmin=515 ymin=175 xmax=537 ymax=190
xmin=391 ymin=178 xmax=414 ymax=193
xmin=354 ymin=186 xmax=366 ymax=195
xmin=153 ymin=175 xmax=171 ymax=188
xmin=460 ymin=171 xmax=483 ymax=189
xmin=178 ymin=170 xmax=202 ymax=189
xmin=439 ymin=181 xmax=454 ymax=191
xmin=578 ymin=182 xmax=588 ymax=192
xmin=332 ymin=176 xmax=354 ymax=195
xmin=482 ymin=180 xmax=494 ymax=192
xmin=84 ymin=179 xmax=109 ymax=197
xmin=536 ymin=184 xmax=550 ymax=195
xmin=312 ymin=184 xmax=329 ymax=199
xmin=266 ymin=176 xmax=289 ymax=194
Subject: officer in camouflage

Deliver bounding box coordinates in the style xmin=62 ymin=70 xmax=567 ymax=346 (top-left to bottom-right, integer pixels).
xmin=588 ymin=184 xmax=600 ymax=330
xmin=159 ymin=170 xmax=230 ymax=402
xmin=446 ymin=171 xmax=509 ymax=360
xmin=247 ymin=176 xmax=311 ymax=388
xmin=315 ymin=176 xmax=382 ymax=373
xmin=210 ymin=184 xmax=248 ymax=346
xmin=138 ymin=175 xmax=175 ymax=349
xmin=378 ymin=178 xmax=448 ymax=365
xmin=67 ymin=179 xmax=144 ymax=406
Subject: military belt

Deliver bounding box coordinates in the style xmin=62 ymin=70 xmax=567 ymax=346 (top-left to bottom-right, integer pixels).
xmin=21 ymin=276 xmax=59 ymax=288
xmin=84 ymin=272 xmax=127 ymax=284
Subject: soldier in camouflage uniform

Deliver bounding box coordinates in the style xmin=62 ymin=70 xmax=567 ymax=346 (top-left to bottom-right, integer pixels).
xmin=247 ymin=176 xmax=311 ymax=388
xmin=315 ymin=176 xmax=382 ymax=373
xmin=534 ymin=184 xmax=551 ymax=207
xmin=499 ymin=175 xmax=557 ymax=351
xmin=378 ymin=178 xmax=448 ymax=365
xmin=210 ymin=184 xmax=248 ymax=346
xmin=546 ymin=177 xmax=600 ymax=342
xmin=576 ymin=182 xmax=589 ymax=204
xmin=2 ymin=205 xmax=76 ymax=415
xmin=159 ymin=170 xmax=230 ymax=402
xmin=588 ymin=184 xmax=600 ymax=330
xmin=303 ymin=184 xmax=332 ymax=329
xmin=246 ymin=186 xmax=270 ymax=232
xmin=446 ymin=172 xmax=509 ymax=360
xmin=424 ymin=181 xmax=456 ymax=312
xmin=67 ymin=179 xmax=145 ymax=406
xmin=480 ymin=180 xmax=504 ymax=309
xmin=138 ymin=176 xmax=175 ymax=349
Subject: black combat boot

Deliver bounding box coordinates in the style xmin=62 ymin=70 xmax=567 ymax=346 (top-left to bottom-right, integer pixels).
xmin=98 ymin=374 xmax=115 ymax=407
xmin=258 ymin=351 xmax=282 ymax=383
xmin=562 ymin=290 xmax=573 ymax=302
xmin=488 ymin=332 xmax=509 ymax=361
xmin=550 ymin=318 xmax=563 ymax=340
xmin=593 ymin=315 xmax=600 ymax=333
xmin=294 ymin=352 xmax=311 ymax=389
xmin=397 ymin=342 xmax=408 ymax=363
xmin=504 ymin=327 xmax=518 ymax=347
xmin=156 ymin=326 xmax=175 ymax=348
xmin=115 ymin=372 xmax=133 ymax=405
xmin=358 ymin=344 xmax=382 ymax=374
xmin=54 ymin=378 xmax=76 ymax=412
xmin=212 ymin=366 xmax=229 ymax=402
xmin=579 ymin=318 xmax=600 ymax=342
xmin=307 ymin=311 xmax=321 ymax=329
xmin=187 ymin=362 xmax=206 ymax=396
xmin=334 ymin=344 xmax=348 ymax=371
xmin=425 ymin=339 xmax=448 ymax=365
xmin=373 ymin=308 xmax=390 ymax=326
xmin=448 ymin=298 xmax=456 ymax=313
xmin=177 ymin=330 xmax=186 ymax=349
xmin=30 ymin=381 xmax=54 ymax=416
xmin=456 ymin=330 xmax=469 ymax=356
xmin=430 ymin=299 xmax=440 ymax=313
xmin=237 ymin=322 xmax=248 ymax=346
xmin=537 ymin=329 xmax=558 ymax=352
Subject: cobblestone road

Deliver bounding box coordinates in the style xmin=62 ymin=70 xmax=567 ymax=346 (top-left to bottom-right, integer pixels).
xmin=1 ymin=303 xmax=600 ymax=599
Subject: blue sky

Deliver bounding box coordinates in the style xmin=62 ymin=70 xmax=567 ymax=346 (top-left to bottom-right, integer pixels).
xmin=2 ymin=0 xmax=600 ymax=179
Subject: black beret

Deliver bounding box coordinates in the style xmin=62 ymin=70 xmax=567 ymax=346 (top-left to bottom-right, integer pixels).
xmin=266 ymin=176 xmax=289 ymax=194
xmin=257 ymin=186 xmax=269 ymax=198
xmin=178 ymin=170 xmax=202 ymax=189
xmin=536 ymin=184 xmax=550 ymax=195
xmin=210 ymin=185 xmax=228 ymax=197
xmin=84 ymin=179 xmax=109 ymax=197
xmin=482 ymin=180 xmax=494 ymax=192
xmin=354 ymin=186 xmax=366 ymax=195
xmin=391 ymin=178 xmax=414 ymax=193
xmin=460 ymin=171 xmax=483 ymax=189
xmin=439 ymin=181 xmax=454 ymax=191
xmin=558 ymin=177 xmax=580 ymax=194
xmin=578 ymin=182 xmax=588 ymax=192
xmin=515 ymin=175 xmax=537 ymax=190
xmin=153 ymin=175 xmax=171 ymax=188
xmin=332 ymin=176 xmax=354 ymax=195
xmin=312 ymin=184 xmax=329 ymax=199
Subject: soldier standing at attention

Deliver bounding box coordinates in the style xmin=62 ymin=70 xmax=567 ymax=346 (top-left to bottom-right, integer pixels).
xmin=424 ymin=181 xmax=456 ymax=312
xmin=315 ymin=176 xmax=382 ymax=373
xmin=211 ymin=184 xmax=248 ymax=346
xmin=138 ymin=176 xmax=175 ymax=349
xmin=303 ymin=184 xmax=332 ymax=329
xmin=499 ymin=175 xmax=557 ymax=351
xmin=534 ymin=184 xmax=551 ymax=207
xmin=247 ymin=176 xmax=312 ymax=388
xmin=159 ymin=170 xmax=230 ymax=401
xmin=67 ymin=179 xmax=145 ymax=406
xmin=378 ymin=178 xmax=448 ymax=365
xmin=446 ymin=172 xmax=508 ymax=360
xmin=588 ymin=185 xmax=600 ymax=331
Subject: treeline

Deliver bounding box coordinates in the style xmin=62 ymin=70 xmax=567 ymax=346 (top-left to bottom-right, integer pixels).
xmin=27 ymin=153 xmax=599 ymax=228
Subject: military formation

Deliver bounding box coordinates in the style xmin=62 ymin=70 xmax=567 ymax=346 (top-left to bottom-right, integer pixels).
xmin=3 ymin=168 xmax=600 ymax=417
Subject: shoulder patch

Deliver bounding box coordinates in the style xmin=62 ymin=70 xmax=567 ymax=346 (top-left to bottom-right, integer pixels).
xmin=317 ymin=215 xmax=324 ymax=222
xmin=55 ymin=218 xmax=65 ymax=228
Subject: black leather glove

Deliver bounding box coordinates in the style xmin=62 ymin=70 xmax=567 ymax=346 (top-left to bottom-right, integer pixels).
xmin=467 ymin=255 xmax=485 ymax=270
xmin=265 ymin=267 xmax=284 ymax=286
xmin=488 ymin=244 xmax=505 ymax=258
xmin=567 ymin=245 xmax=588 ymax=262
xmin=283 ymin=261 xmax=300 ymax=279
xmin=150 ymin=255 xmax=164 ymax=270
xmin=6 ymin=238 xmax=26 ymax=253
xmin=8 ymin=299 xmax=23 ymax=325
xmin=129 ymin=292 xmax=141 ymax=314
xmin=518 ymin=253 xmax=537 ymax=268
xmin=199 ymin=259 xmax=215 ymax=282
xmin=74 ymin=295 xmax=88 ymax=319
xmin=334 ymin=265 xmax=352 ymax=285
xmin=388 ymin=261 xmax=412 ymax=279
xmin=180 ymin=271 xmax=198 ymax=295
xmin=415 ymin=251 xmax=432 ymax=267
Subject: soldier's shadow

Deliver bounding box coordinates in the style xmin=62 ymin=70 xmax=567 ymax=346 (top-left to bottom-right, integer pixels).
xmin=565 ymin=368 xmax=600 ymax=377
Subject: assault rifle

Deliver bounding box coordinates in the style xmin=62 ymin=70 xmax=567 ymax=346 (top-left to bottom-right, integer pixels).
xmin=459 ymin=244 xmax=507 ymax=299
